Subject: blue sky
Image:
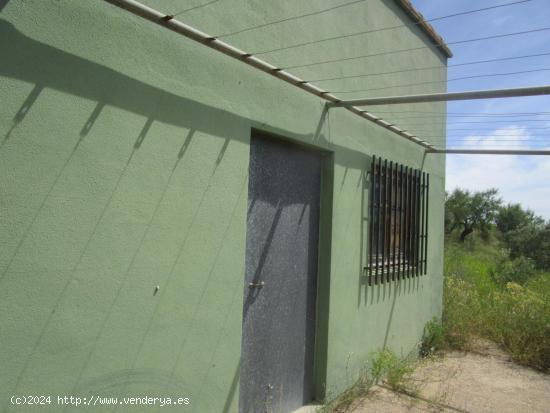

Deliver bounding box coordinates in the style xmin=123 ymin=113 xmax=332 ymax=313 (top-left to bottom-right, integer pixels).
xmin=411 ymin=0 xmax=550 ymax=219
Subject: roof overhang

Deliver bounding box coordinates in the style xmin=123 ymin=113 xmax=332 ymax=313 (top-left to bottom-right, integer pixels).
xmin=394 ymin=0 xmax=453 ymax=58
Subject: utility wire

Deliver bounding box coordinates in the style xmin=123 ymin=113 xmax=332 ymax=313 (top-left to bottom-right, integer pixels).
xmin=369 ymin=111 xmax=550 ymax=117
xmin=424 ymin=143 xmax=550 ymax=146
xmin=307 ymin=51 xmax=550 ymax=82
xmin=370 ymin=110 xmax=550 ymax=115
xmin=372 ymin=114 xmax=550 ymax=119
xmin=284 ymin=26 xmax=550 ymax=69
xmin=383 ymin=119 xmax=550 ymax=124
xmin=172 ymin=0 xmax=220 ymax=16
xmin=407 ymin=127 xmax=550 ymax=131
xmin=214 ymin=0 xmax=367 ymax=37
xmin=426 ymin=134 xmax=550 ymax=137
xmin=422 ymin=135 xmax=550 ymax=142
xmin=251 ymin=0 xmax=534 ymax=55
xmin=332 ymin=67 xmax=550 ymax=93
xmin=428 ymin=138 xmax=550 ymax=142
xmin=422 ymin=137 xmax=550 ymax=142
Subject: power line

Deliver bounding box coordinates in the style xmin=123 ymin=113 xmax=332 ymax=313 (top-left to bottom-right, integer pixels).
xmin=382 ymin=119 xmax=550 ymax=124
xmin=307 ymin=51 xmax=550 ymax=82
xmin=408 ymin=127 xmax=550 ymax=131
xmin=369 ymin=112 xmax=550 ymax=120
xmin=251 ymin=0 xmax=534 ymax=55
xmin=372 ymin=114 xmax=550 ymax=119
xmin=385 ymin=116 xmax=550 ymax=125
xmin=284 ymin=26 xmax=550 ymax=69
xmin=421 ymin=137 xmax=550 ymax=141
xmin=172 ymin=0 xmax=220 ymax=16
xmin=214 ymin=0 xmax=368 ymax=38
xmin=419 ymin=133 xmax=550 ymax=136
xmin=426 ymin=134 xmax=550 ymax=137
xmin=332 ymin=67 xmax=550 ymax=93
xmin=421 ymin=138 xmax=550 ymax=143
xmin=425 ymin=144 xmax=550 ymax=147
xmin=370 ymin=110 xmax=550 ymax=116
xmin=426 ymin=139 xmax=550 ymax=142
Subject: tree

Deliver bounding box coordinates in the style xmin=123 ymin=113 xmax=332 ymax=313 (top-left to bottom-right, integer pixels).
xmin=445 ymin=188 xmax=501 ymax=242
xmin=496 ymin=204 xmax=549 ymax=270
xmin=496 ymin=203 xmax=543 ymax=233
xmin=505 ymin=223 xmax=550 ymax=270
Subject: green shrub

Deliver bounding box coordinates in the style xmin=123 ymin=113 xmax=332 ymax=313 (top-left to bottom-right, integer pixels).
xmin=420 ymin=318 xmax=445 ymax=357
xmin=443 ymin=239 xmax=550 ymax=372
xmin=486 ymin=282 xmax=550 ymax=370
xmin=442 ymin=275 xmax=483 ymax=349
xmin=490 ymin=256 xmax=537 ymax=285
xmin=370 ymin=349 xmax=416 ymax=393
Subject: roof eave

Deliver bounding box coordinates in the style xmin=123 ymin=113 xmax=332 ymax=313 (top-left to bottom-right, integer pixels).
xmin=394 ymin=0 xmax=453 ymax=58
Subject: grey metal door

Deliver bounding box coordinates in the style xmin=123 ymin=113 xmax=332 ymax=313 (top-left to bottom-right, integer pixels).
xmin=240 ymin=133 xmax=322 ymax=413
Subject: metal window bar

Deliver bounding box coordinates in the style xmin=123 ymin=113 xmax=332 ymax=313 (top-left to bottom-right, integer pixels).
xmin=366 ymin=156 xmax=430 ymax=283
xmin=410 ymin=169 xmax=417 ymax=278
xmin=384 ymin=161 xmax=393 ymax=282
xmin=420 ymin=172 xmax=426 ymax=275
xmin=415 ymin=170 xmax=422 ymax=277
xmin=414 ymin=169 xmax=419 ymax=277
xmin=376 ymin=157 xmax=383 ymax=284
xmin=392 ymin=163 xmax=398 ymax=282
xmin=368 ymin=156 xmax=375 ymax=285
xmin=407 ymin=166 xmax=413 ymax=279
xmin=398 ymin=165 xmax=407 ymax=280
xmin=381 ymin=159 xmax=388 ymax=284
xmin=424 ymin=174 xmax=430 ymax=274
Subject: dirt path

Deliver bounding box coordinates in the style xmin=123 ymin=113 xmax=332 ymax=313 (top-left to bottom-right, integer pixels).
xmin=350 ymin=342 xmax=550 ymax=413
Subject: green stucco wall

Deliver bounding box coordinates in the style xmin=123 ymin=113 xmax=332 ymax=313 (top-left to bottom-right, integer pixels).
xmin=0 ymin=0 xmax=446 ymax=411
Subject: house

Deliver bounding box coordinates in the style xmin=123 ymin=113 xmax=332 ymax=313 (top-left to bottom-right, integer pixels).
xmin=0 ymin=0 xmax=450 ymax=412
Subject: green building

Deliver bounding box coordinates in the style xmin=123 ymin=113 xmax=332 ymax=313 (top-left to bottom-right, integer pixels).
xmin=0 ymin=0 xmax=449 ymax=412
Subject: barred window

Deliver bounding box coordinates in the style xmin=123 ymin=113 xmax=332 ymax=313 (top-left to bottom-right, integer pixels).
xmin=366 ymin=155 xmax=429 ymax=285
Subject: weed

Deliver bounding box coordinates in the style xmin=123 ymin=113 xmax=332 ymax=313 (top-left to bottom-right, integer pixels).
xmin=370 ymin=349 xmax=417 ymax=394
xmin=443 ymin=236 xmax=550 ymax=371
xmin=318 ymin=348 xmax=421 ymax=412
xmin=419 ymin=318 xmax=445 ymax=357
xmin=318 ymin=368 xmax=372 ymax=413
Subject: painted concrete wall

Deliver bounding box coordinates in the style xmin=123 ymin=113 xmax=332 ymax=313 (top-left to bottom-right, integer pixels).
xmin=0 ymin=0 xmax=446 ymax=411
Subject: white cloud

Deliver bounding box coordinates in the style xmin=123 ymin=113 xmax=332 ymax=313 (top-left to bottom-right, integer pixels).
xmin=446 ymin=126 xmax=550 ymax=219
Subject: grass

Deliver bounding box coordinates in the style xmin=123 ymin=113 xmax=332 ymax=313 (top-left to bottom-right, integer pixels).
xmin=318 ymin=369 xmax=371 ymax=413
xmin=442 ymin=234 xmax=550 ymax=372
xmin=319 ymin=349 xmax=418 ymax=412
xmin=370 ymin=349 xmax=417 ymax=394
xmin=320 ymin=233 xmax=550 ymax=412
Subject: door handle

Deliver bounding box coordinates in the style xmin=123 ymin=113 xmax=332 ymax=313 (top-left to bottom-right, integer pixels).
xmin=248 ymin=281 xmax=265 ymax=289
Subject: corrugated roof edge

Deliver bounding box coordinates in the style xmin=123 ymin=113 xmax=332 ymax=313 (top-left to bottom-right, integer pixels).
xmin=394 ymin=0 xmax=453 ymax=58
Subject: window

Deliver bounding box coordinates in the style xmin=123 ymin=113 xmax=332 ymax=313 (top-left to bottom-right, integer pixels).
xmin=366 ymin=155 xmax=429 ymax=285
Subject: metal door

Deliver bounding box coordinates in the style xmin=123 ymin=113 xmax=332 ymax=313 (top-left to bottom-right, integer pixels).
xmin=239 ymin=133 xmax=322 ymax=413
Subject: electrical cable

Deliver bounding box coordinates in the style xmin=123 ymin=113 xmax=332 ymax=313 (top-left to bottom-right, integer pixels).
xmin=307 ymin=51 xmax=550 ymax=82
xmin=332 ymin=68 xmax=550 ymax=94
xmin=251 ymin=0 xmax=534 ymax=55
xmin=283 ymin=26 xmax=550 ymax=69
xmin=214 ymin=0 xmax=368 ymax=37
xmin=172 ymin=0 xmax=220 ymax=16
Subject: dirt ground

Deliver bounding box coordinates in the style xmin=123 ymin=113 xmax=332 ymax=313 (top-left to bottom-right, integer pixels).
xmin=350 ymin=341 xmax=550 ymax=413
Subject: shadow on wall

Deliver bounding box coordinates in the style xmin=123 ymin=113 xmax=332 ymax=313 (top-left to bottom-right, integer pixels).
xmin=0 ymin=20 xmax=250 ymax=145
xmin=0 ymin=18 xmax=334 ymax=413
xmin=0 ymin=18 xmax=414 ymax=411
xmin=0 ymin=19 xmax=258 ymax=412
xmin=0 ymin=19 xmax=375 ymax=166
